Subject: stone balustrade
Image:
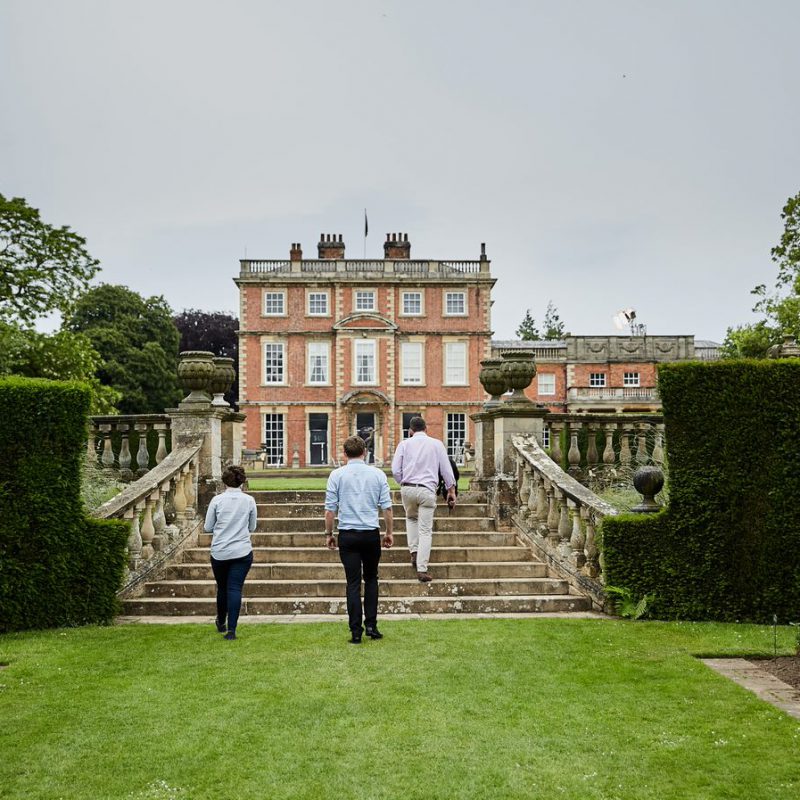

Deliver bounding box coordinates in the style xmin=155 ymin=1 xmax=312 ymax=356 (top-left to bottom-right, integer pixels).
xmin=511 ymin=433 xmax=618 ymax=608
xmin=88 ymin=414 xmax=172 ymax=480
xmin=93 ymin=443 xmax=202 ymax=593
xmin=239 ymin=258 xmax=490 ymax=278
xmin=543 ymin=413 xmax=664 ymax=483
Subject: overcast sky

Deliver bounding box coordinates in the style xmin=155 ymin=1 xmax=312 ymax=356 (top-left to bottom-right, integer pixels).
xmin=2 ymin=0 xmax=799 ymax=342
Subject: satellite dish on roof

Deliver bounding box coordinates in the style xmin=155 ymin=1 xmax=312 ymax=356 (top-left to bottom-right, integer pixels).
xmin=613 ymin=308 xmax=646 ymax=336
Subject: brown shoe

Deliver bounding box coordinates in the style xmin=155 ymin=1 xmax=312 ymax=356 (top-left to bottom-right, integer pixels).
xmin=417 ymin=571 xmax=433 ymax=583
xmin=411 ymin=552 xmax=417 ymax=569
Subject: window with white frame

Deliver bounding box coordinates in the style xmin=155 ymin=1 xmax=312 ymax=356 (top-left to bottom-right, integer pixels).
xmin=354 ymin=339 xmax=376 ymax=384
xmin=446 ymin=413 xmax=467 ymax=464
xmin=444 ymin=341 xmax=467 ymax=385
xmin=589 ymin=372 xmax=606 ymax=387
xmin=307 ymin=342 xmax=329 ymax=384
xmin=355 ymin=290 xmax=376 ymax=312
xmin=400 ymin=342 xmax=423 ymax=384
xmin=444 ymin=291 xmax=466 ymax=315
xmin=307 ymin=291 xmax=329 ymax=316
xmin=538 ymin=373 xmax=556 ymax=395
xmin=263 ymin=291 xmax=285 ymax=316
xmin=262 ymin=413 xmax=285 ymax=465
xmin=263 ymin=342 xmax=285 ymax=384
xmin=623 ymin=372 xmax=640 ymax=387
xmin=402 ymin=291 xmax=423 ymax=316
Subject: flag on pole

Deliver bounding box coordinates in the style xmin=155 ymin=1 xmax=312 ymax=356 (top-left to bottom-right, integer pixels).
xmin=364 ymin=209 xmax=368 ymax=238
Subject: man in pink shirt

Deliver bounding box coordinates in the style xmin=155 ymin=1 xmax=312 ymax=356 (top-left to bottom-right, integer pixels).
xmin=391 ymin=416 xmax=456 ymax=582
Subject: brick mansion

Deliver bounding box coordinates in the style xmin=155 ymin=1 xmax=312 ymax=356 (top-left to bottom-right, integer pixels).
xmin=235 ymin=233 xmax=718 ymax=466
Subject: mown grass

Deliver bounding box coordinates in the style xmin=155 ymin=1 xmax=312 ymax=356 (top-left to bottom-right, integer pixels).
xmin=1 ymin=619 xmax=798 ymax=799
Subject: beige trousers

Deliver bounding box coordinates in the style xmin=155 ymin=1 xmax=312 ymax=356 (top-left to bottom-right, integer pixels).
xmin=400 ymin=485 xmax=437 ymax=572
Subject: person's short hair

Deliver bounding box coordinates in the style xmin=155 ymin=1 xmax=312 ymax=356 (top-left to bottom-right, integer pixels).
xmin=343 ymin=435 xmax=366 ymax=458
xmin=222 ymin=465 xmax=247 ymax=488
xmin=409 ymin=416 xmax=427 ymax=433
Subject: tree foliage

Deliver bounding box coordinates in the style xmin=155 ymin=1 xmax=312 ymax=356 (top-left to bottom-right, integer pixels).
xmin=173 ymin=309 xmax=239 ymax=406
xmin=65 ymin=284 xmax=181 ymax=414
xmin=0 ymin=194 xmax=99 ymax=325
xmin=516 ymin=301 xmax=566 ymax=341
xmin=722 ymin=191 xmax=800 ymax=358
xmin=0 ymin=322 xmax=120 ymax=414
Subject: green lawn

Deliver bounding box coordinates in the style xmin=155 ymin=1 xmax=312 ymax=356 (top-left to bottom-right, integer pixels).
xmin=0 ymin=620 xmax=798 ymax=800
xmin=248 ymin=475 xmax=472 ymax=492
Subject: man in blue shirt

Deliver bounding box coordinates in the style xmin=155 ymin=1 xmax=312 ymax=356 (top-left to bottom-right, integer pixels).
xmin=325 ymin=435 xmax=394 ymax=643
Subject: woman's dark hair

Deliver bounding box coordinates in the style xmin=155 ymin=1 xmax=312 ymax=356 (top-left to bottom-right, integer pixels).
xmin=222 ymin=465 xmax=247 ymax=487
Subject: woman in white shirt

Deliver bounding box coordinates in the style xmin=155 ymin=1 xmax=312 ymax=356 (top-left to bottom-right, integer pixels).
xmin=204 ymin=465 xmax=257 ymax=640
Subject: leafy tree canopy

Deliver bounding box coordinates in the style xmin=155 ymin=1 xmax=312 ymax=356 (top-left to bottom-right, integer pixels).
xmin=0 ymin=322 xmax=120 ymax=414
xmin=722 ymin=191 xmax=800 ymax=358
xmin=65 ymin=284 xmax=181 ymax=414
xmin=0 ymin=194 xmax=99 ymax=325
xmin=516 ymin=301 xmax=567 ymax=341
xmin=174 ymin=309 xmax=238 ymax=406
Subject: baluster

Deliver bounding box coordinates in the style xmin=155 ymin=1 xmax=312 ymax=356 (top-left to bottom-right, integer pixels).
xmin=184 ymin=463 xmax=197 ymax=512
xmin=567 ymin=425 xmax=581 ymax=472
xmin=173 ymin=471 xmax=187 ymax=515
xmin=651 ymin=425 xmax=665 ymax=466
xmin=550 ymin=422 xmax=563 ymax=466
xmin=154 ymin=423 xmax=169 ymax=464
xmin=126 ymin=505 xmax=143 ymax=570
xmin=602 ymin=425 xmax=616 ymax=465
xmin=556 ymin=488 xmax=571 ymax=558
xmin=619 ymin=424 xmax=632 ymax=468
xmin=140 ymin=496 xmax=156 ymax=560
xmin=586 ymin=425 xmax=599 ymax=468
xmin=635 ymin=424 xmax=649 ymax=465
xmin=545 ymin=480 xmax=559 ymax=544
xmin=135 ymin=423 xmax=150 ymax=476
xmin=527 ymin=468 xmax=539 ymax=523
xmin=118 ymin=424 xmax=133 ymax=481
xmin=99 ymin=424 xmax=115 ymax=468
xmin=581 ymin=507 xmax=600 ymax=578
xmin=152 ymin=490 xmax=167 ymax=551
xmin=568 ymin=499 xmax=586 ymax=568
xmin=518 ymin=459 xmax=531 ymax=522
xmin=535 ymin=471 xmax=549 ymax=528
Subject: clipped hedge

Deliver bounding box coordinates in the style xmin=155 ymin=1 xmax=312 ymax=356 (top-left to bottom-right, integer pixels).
xmin=0 ymin=378 xmax=129 ymax=632
xmin=603 ymin=359 xmax=800 ymax=622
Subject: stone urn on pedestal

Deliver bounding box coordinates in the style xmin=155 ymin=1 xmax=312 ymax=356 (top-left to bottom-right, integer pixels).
xmin=210 ymin=357 xmax=236 ymax=407
xmin=177 ymin=351 xmax=215 ymax=404
xmin=500 ymin=350 xmax=537 ymax=403
xmin=479 ymin=359 xmax=508 ymax=407
xmin=631 ymin=466 xmax=665 ymax=513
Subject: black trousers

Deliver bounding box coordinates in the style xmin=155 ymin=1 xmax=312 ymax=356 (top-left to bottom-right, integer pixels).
xmin=337 ymin=529 xmax=381 ymax=633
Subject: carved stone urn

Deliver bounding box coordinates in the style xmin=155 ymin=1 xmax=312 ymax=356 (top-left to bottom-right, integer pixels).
xmin=210 ymin=357 xmax=236 ymax=407
xmin=479 ymin=359 xmax=508 ymax=406
xmin=500 ymin=350 xmax=536 ymax=403
xmin=177 ymin=351 xmax=215 ymax=404
xmin=631 ymin=466 xmax=665 ymax=513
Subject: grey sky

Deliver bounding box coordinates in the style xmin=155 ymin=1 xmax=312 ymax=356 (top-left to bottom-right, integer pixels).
xmin=2 ymin=0 xmax=799 ymax=341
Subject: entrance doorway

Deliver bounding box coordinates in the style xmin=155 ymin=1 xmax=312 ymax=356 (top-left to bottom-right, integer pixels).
xmin=309 ymin=413 xmax=328 ymax=466
xmin=355 ymin=412 xmax=376 ymax=463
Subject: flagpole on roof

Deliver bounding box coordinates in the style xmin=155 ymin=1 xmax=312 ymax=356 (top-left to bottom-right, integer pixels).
xmin=363 ymin=208 xmax=368 ymax=258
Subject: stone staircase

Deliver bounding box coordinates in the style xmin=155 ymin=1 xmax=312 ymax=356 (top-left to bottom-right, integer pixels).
xmin=122 ymin=489 xmax=592 ymax=617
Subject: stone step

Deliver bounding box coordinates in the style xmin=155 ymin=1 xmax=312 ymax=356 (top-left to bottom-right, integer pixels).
xmin=247 ymin=490 xmax=488 ymax=504
xmin=249 ymin=517 xmax=496 ymax=533
xmin=198 ymin=531 xmax=514 ymax=548
xmin=254 ymin=503 xmax=489 ymax=519
xmin=182 ymin=546 xmax=535 ymax=564
xmin=142 ymin=577 xmax=569 ymax=599
xmin=122 ymin=594 xmax=592 ymax=616
xmin=165 ymin=561 xmax=549 ymax=581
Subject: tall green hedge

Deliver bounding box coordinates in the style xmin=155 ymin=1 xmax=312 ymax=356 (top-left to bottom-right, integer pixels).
xmin=602 ymin=360 xmax=800 ymax=622
xmin=0 ymin=378 xmax=129 ymax=632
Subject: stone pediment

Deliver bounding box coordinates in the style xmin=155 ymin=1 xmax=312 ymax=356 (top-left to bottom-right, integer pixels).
xmin=333 ymin=313 xmax=398 ymax=332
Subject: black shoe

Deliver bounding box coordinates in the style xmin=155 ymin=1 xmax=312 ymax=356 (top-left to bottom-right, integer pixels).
xmin=349 ymin=634 xmax=362 ymax=644
xmin=365 ymin=627 xmax=383 ymax=640
xmin=224 ymin=631 xmax=237 ymax=640
xmin=215 ymin=618 xmax=227 ymax=633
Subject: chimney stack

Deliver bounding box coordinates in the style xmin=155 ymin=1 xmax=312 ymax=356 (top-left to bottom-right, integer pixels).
xmin=383 ymin=232 xmax=411 ymax=260
xmin=318 ymin=233 xmax=345 ymax=260
xmin=290 ymin=242 xmax=303 ymax=261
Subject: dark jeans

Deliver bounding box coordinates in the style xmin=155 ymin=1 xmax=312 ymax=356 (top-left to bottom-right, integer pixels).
xmin=337 ymin=529 xmax=381 ymax=634
xmin=210 ymin=551 xmax=253 ymax=632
